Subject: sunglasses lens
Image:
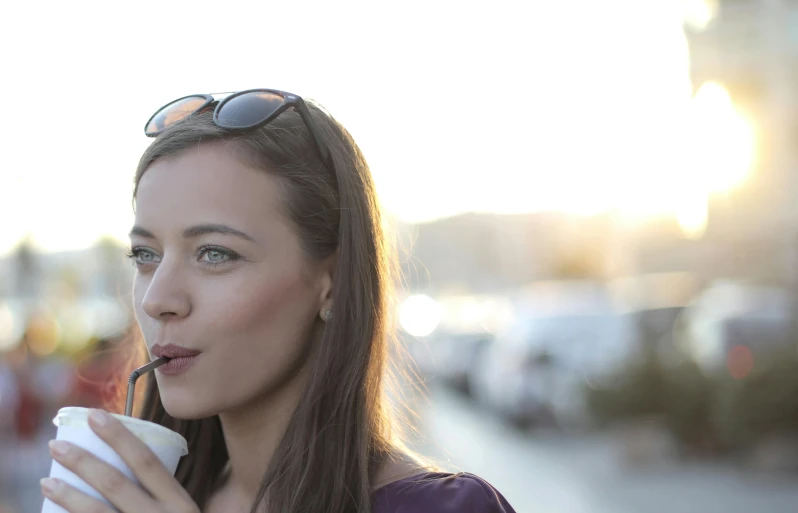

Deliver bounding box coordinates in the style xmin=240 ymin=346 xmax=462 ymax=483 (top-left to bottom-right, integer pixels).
xmin=145 ymin=95 xmax=208 ymax=136
xmin=216 ymin=91 xmax=284 ymax=129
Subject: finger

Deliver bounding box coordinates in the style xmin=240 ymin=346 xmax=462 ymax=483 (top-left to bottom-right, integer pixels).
xmin=87 ymin=409 xmax=193 ymax=505
xmin=41 ymin=477 xmax=116 ymax=513
xmin=48 ymin=440 xmax=157 ymax=512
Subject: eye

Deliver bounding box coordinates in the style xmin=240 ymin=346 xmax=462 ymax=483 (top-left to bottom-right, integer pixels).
xmin=197 ymin=245 xmax=240 ymax=267
xmin=126 ymin=247 xmax=160 ymax=266
xmin=203 ymin=249 xmax=226 ymax=263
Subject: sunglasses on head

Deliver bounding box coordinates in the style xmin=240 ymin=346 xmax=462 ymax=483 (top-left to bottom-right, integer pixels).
xmin=144 ymin=89 xmax=335 ymax=173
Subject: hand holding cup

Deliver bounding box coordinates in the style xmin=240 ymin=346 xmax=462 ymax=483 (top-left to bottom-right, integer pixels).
xmin=41 ymin=409 xmax=195 ymax=513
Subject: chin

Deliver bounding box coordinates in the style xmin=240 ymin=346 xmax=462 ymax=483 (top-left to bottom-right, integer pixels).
xmin=158 ymin=386 xmax=219 ymax=420
xmin=161 ymin=399 xmax=216 ymax=420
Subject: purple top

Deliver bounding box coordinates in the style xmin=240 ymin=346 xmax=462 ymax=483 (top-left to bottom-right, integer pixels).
xmin=372 ymin=472 xmax=516 ymax=513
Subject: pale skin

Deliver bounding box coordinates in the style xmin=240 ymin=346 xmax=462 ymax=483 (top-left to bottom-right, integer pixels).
xmin=41 ymin=143 xmax=418 ymax=512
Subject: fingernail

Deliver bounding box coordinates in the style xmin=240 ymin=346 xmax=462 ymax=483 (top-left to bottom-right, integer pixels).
xmin=89 ymin=409 xmax=109 ymax=427
xmin=49 ymin=440 xmax=70 ymax=456
xmin=41 ymin=477 xmax=60 ymax=497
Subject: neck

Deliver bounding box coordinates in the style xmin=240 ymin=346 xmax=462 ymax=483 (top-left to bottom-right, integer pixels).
xmin=217 ymin=363 xmax=310 ymax=506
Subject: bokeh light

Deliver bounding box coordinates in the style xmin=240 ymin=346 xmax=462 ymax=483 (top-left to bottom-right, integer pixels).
xmin=727 ymin=345 xmax=755 ymax=380
xmin=399 ymin=295 xmax=442 ymax=337
xmin=25 ymin=311 xmax=61 ymax=357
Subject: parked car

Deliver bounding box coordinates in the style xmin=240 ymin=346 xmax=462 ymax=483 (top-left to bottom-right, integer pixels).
xmin=430 ymin=331 xmax=493 ymax=396
xmin=472 ymin=280 xmax=638 ymax=429
xmin=679 ymin=281 xmax=794 ymax=376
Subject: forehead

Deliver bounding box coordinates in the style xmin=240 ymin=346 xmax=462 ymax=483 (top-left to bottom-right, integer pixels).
xmin=134 ymin=143 xmax=284 ymax=232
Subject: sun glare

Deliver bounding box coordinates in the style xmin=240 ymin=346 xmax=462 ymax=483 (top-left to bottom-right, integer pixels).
xmin=687 ymin=82 xmax=756 ymax=193
xmin=658 ymin=82 xmax=756 ymax=238
xmin=683 ymin=0 xmax=716 ymax=31
xmin=675 ymin=192 xmax=709 ymax=239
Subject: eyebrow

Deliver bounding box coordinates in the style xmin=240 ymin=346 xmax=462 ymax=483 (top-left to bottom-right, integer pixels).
xmin=129 ymin=223 xmax=255 ymax=242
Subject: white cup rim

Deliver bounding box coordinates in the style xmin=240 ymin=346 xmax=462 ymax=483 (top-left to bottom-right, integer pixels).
xmin=53 ymin=407 xmax=189 ymax=456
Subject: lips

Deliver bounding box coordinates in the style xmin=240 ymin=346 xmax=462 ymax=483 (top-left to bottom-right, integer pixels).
xmin=152 ymin=343 xmax=202 ymax=359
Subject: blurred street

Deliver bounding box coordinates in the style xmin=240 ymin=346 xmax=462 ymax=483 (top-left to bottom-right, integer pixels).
xmin=4 ymin=383 xmax=798 ymax=513
xmin=412 ymin=385 xmax=798 ymax=513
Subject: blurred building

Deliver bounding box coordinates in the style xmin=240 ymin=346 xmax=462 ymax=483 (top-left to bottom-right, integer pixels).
xmin=685 ymin=0 xmax=798 ymax=284
xmin=402 ymin=212 xmax=630 ymax=294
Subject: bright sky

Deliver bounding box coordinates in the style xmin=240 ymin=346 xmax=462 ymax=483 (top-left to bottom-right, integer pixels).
xmin=0 ymin=0 xmax=739 ymax=255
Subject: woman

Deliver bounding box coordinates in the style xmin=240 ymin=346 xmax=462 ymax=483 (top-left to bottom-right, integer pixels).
xmin=40 ymin=90 xmax=516 ymax=513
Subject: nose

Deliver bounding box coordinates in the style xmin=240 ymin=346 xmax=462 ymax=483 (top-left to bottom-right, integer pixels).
xmin=141 ymin=261 xmax=191 ymax=320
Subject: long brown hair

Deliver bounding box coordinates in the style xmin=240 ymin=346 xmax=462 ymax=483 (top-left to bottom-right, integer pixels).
xmin=128 ymin=103 xmax=418 ymax=512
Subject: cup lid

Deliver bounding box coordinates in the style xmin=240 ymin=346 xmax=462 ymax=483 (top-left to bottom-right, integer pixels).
xmin=53 ymin=407 xmax=189 ymax=456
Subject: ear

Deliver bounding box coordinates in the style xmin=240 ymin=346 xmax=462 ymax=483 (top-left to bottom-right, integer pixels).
xmin=317 ymin=252 xmax=336 ymax=320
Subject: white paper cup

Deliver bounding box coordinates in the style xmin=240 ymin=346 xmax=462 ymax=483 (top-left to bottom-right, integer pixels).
xmin=42 ymin=407 xmax=189 ymax=513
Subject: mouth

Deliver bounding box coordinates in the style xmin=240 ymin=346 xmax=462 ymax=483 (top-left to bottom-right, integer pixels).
xmin=151 ymin=343 xmax=202 ymax=359
xmin=157 ymin=354 xmax=201 ymax=376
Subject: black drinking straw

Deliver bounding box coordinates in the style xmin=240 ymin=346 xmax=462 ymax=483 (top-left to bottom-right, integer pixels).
xmin=125 ymin=358 xmax=169 ymax=416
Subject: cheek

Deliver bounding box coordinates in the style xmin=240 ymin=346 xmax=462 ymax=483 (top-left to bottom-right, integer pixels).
xmin=200 ymin=272 xmax=319 ymax=404
xmin=214 ymin=271 xmax=314 ymax=335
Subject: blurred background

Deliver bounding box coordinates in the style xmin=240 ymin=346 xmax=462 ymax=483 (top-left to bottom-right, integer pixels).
xmin=3 ymin=0 xmax=798 ymax=511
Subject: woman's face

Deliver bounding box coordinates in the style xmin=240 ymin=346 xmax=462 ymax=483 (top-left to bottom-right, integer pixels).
xmin=131 ymin=143 xmax=331 ymax=419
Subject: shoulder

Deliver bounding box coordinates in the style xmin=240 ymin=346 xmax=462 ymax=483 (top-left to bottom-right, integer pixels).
xmin=372 ymin=472 xmax=516 ymax=513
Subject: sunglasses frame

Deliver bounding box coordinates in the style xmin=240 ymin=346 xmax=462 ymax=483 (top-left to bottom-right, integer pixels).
xmin=144 ymin=88 xmax=335 ymax=174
